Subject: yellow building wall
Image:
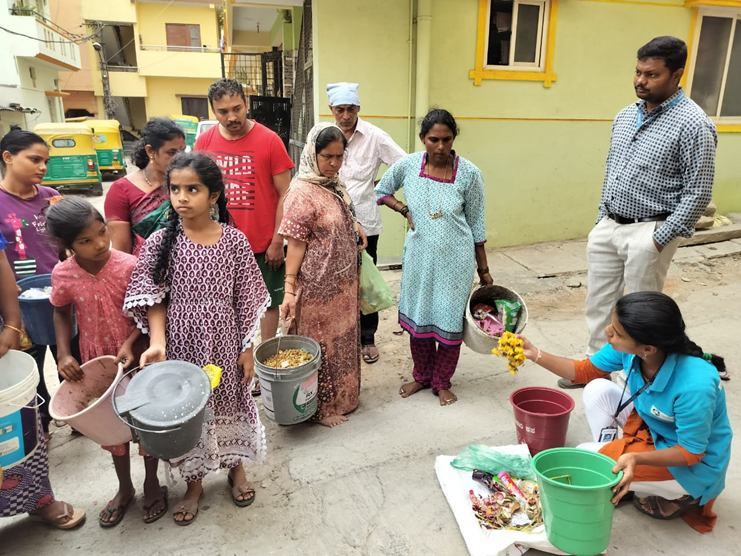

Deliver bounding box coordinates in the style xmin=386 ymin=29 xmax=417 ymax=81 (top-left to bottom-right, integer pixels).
xmin=314 ymin=0 xmax=741 ymax=259
xmin=137 ymin=4 xmax=220 ymax=49
xmin=109 ymin=71 xmax=148 ymax=98
xmin=144 ymin=77 xmax=216 ymax=119
xmin=81 ymin=0 xmax=136 ymax=23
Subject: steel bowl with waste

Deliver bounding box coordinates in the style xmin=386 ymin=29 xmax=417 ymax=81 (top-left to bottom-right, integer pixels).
xmin=112 ymin=360 xmax=211 ymax=460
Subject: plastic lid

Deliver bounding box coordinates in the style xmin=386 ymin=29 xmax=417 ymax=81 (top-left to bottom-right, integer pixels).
xmin=125 ymin=360 xmax=211 ymax=427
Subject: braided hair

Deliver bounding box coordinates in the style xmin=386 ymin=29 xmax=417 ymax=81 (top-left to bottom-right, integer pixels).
xmin=151 ymin=152 xmax=231 ymax=286
xmin=615 ymin=291 xmax=728 ymax=380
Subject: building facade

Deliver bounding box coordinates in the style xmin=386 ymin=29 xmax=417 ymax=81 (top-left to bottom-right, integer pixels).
xmin=0 ymin=0 xmax=81 ymax=135
xmin=67 ymin=0 xmax=223 ymax=132
xmin=311 ymin=0 xmax=741 ymax=259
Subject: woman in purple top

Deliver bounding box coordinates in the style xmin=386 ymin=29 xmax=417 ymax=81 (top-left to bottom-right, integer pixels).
xmin=0 ymin=126 xmax=81 ymax=436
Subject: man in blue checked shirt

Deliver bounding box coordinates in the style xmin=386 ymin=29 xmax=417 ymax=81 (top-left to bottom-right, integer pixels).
xmin=559 ymin=36 xmax=717 ymax=389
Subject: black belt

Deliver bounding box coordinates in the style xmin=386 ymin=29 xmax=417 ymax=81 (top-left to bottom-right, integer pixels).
xmin=607 ymin=212 xmax=670 ymax=225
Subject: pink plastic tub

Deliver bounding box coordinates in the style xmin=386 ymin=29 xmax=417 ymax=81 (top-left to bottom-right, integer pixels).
xmin=50 ymin=356 xmax=133 ymax=446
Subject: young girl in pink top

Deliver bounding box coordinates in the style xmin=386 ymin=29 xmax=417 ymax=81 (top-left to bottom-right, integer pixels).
xmin=45 ymin=197 xmax=167 ymax=528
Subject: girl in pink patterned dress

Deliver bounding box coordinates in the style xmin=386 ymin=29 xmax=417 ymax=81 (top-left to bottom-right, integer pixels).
xmin=45 ymin=197 xmax=167 ymax=527
xmin=124 ymin=152 xmax=269 ymax=526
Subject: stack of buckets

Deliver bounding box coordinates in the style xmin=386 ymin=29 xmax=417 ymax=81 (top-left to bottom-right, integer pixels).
xmin=0 ymin=351 xmax=41 ymax=475
xmin=508 ymin=386 xmax=622 ymax=555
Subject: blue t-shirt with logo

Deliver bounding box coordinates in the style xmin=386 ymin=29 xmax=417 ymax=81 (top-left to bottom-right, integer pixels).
xmin=591 ymin=344 xmax=731 ymax=504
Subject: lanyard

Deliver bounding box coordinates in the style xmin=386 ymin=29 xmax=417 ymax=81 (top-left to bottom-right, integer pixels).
xmin=635 ymin=90 xmax=685 ymax=130
xmin=613 ymin=366 xmax=656 ymax=419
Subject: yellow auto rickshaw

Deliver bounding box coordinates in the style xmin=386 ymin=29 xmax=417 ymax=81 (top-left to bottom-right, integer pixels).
xmin=33 ymin=123 xmax=103 ymax=196
xmin=171 ymin=114 xmax=198 ymax=150
xmin=85 ymin=119 xmax=125 ymax=174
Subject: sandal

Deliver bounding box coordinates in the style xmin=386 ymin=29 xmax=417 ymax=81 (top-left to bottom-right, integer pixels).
xmin=30 ymin=501 xmax=86 ymax=530
xmin=362 ymin=345 xmax=379 ymax=364
xmin=142 ymin=486 xmax=169 ymax=524
xmin=173 ymin=492 xmax=203 ymax=527
xmin=633 ymin=494 xmax=699 ymax=520
xmin=99 ymin=494 xmax=135 ymax=528
xmin=227 ymin=474 xmax=256 ymax=508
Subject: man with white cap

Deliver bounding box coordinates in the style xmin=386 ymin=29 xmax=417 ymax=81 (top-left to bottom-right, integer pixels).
xmin=327 ymin=82 xmax=406 ymax=365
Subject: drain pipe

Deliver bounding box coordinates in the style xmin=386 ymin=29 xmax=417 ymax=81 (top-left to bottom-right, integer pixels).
xmin=406 ymin=0 xmax=415 ymax=152
xmin=415 ymin=0 xmax=432 ymax=121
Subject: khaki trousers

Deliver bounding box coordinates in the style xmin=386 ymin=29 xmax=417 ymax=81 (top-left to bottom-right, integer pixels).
xmin=585 ymin=217 xmax=681 ymax=356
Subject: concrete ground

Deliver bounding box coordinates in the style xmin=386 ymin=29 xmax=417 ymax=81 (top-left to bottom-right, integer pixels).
xmin=1 ymin=177 xmax=739 ymax=555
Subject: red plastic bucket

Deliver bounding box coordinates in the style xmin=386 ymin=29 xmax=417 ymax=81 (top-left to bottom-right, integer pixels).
xmin=510 ymin=387 xmax=575 ymax=456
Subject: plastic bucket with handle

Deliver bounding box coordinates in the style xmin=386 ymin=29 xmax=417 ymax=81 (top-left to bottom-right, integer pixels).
xmin=17 ymin=274 xmax=77 ymax=346
xmin=0 ymin=350 xmax=41 ymax=470
xmin=533 ymin=447 xmax=622 ymax=556
xmin=254 ymin=335 xmax=320 ymax=425
xmin=112 ymin=360 xmax=211 ymax=460
xmin=49 ymin=356 xmax=133 ymax=446
xmin=463 ymin=285 xmax=528 ymax=354
xmin=510 ymin=386 xmax=575 ymax=455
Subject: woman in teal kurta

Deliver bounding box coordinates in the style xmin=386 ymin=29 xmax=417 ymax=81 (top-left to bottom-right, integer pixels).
xmin=375 ymin=109 xmax=492 ymax=406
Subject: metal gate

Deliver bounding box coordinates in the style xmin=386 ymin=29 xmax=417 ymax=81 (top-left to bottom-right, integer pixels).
xmin=289 ymin=0 xmax=314 ymax=167
xmin=249 ymin=96 xmax=291 ymax=150
xmin=221 ymin=51 xmax=284 ymax=97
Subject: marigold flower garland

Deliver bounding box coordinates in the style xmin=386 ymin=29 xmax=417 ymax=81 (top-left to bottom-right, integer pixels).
xmin=491 ymin=332 xmax=526 ymax=374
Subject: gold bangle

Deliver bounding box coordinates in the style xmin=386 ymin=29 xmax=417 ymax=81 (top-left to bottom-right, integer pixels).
xmin=3 ymin=324 xmax=22 ymax=335
xmin=285 ymin=291 xmax=296 ymax=297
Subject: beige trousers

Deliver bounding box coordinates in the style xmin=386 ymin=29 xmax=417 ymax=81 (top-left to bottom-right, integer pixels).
xmin=585 ymin=217 xmax=681 ymax=356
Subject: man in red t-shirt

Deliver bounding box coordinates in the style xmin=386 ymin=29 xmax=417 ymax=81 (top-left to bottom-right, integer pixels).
xmin=196 ymin=79 xmax=294 ymax=386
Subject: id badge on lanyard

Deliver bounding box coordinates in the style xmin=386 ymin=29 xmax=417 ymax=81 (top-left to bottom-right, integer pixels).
xmin=599 ymin=367 xmax=655 ymax=443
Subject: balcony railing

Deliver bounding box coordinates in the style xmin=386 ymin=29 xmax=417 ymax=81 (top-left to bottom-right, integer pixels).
xmin=9 ymin=7 xmax=76 ymax=40
xmin=139 ymin=44 xmax=222 ymax=53
xmin=108 ymin=65 xmax=138 ymax=72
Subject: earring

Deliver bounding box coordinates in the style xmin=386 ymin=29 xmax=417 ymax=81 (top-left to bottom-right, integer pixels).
xmin=641 ymin=353 xmax=648 ymax=360
xmin=209 ymin=204 xmax=218 ymax=221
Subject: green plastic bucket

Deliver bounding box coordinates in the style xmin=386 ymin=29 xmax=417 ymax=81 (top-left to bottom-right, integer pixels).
xmin=532 ymin=448 xmax=622 ymax=556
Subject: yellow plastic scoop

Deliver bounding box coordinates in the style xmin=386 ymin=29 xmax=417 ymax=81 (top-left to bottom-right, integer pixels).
xmin=202 ymin=364 xmax=222 ymax=389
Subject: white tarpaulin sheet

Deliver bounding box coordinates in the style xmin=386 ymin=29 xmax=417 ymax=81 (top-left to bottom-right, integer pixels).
xmin=435 ymin=444 xmax=568 ymax=556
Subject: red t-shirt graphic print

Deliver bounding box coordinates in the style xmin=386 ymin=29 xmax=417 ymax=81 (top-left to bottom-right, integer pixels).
xmin=195 ymin=121 xmax=294 ymax=252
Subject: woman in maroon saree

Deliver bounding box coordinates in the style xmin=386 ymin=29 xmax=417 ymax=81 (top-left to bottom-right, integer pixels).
xmin=104 ymin=118 xmax=186 ymax=256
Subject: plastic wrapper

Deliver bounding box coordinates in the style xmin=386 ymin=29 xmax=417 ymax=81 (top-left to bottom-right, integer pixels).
xmin=495 ymin=299 xmax=522 ymax=333
xmin=451 ymin=444 xmax=536 ymax=480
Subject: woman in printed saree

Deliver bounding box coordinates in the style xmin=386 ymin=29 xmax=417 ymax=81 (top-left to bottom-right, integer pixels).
xmin=104 ymin=118 xmax=186 ymax=256
xmin=279 ymin=123 xmax=367 ymax=428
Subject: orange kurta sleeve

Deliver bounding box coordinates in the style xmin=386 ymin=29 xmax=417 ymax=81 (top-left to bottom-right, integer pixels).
xmin=675 ymin=444 xmax=705 ymax=466
xmin=572 ymin=358 xmax=611 ymax=385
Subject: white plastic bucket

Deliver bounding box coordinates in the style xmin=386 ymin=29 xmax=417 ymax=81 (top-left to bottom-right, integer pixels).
xmin=0 ymin=350 xmax=41 ymax=469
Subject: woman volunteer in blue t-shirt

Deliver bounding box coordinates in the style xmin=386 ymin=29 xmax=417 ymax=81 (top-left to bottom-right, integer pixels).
xmin=518 ymin=291 xmax=731 ymax=532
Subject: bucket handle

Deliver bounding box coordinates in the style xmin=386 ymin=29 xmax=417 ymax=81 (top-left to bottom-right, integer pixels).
xmin=110 ymin=365 xmax=183 ymax=439
xmin=6 ymin=393 xmax=45 ymax=409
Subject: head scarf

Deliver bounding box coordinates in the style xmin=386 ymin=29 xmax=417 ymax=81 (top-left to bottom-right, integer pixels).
xmin=327 ymin=82 xmax=360 ymax=107
xmin=294 ymin=123 xmax=357 ymax=221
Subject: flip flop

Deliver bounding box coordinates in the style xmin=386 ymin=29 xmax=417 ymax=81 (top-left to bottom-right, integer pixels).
xmin=362 ymin=345 xmax=379 ymax=364
xmin=173 ymin=492 xmax=203 ymax=527
xmin=227 ymin=475 xmax=256 ymax=507
xmin=142 ymin=486 xmax=169 ymax=524
xmin=633 ymin=494 xmax=699 ymax=520
xmin=30 ymin=502 xmax=86 ymax=530
xmin=99 ymin=494 xmax=135 ymax=528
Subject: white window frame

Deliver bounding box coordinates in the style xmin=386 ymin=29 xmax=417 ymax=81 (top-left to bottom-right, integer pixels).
xmin=484 ymin=0 xmax=550 ymax=71
xmin=686 ymin=7 xmax=741 ymax=124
